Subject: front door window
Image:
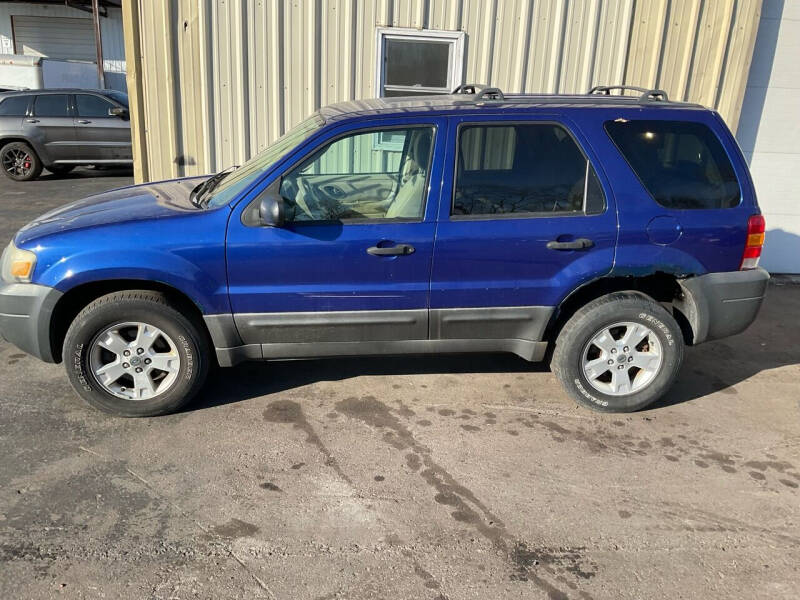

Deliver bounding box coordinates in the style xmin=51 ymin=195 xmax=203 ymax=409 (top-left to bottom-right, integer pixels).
xmin=279 ymin=126 xmax=434 ymax=222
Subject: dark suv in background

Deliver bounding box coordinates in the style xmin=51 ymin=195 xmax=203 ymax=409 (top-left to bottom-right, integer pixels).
xmin=0 ymin=89 xmax=131 ymax=181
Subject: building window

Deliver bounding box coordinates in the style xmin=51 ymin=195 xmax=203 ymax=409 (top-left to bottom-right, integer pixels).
xmin=375 ymin=27 xmax=465 ymax=98
xmin=374 ymin=27 xmax=463 ymax=150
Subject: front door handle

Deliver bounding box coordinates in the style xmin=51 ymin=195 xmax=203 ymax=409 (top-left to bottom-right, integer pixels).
xmin=25 ymin=118 xmax=39 ymax=123
xmin=546 ymin=238 xmax=595 ymax=251
xmin=367 ymin=243 xmax=415 ymax=256
xmin=77 ymin=119 xmax=91 ymax=124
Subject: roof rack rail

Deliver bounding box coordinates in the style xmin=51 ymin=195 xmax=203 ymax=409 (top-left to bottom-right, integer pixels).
xmin=588 ymin=85 xmax=669 ymax=103
xmin=452 ymin=83 xmax=506 ymax=101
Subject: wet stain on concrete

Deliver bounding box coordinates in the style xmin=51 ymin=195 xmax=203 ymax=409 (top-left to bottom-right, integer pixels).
xmin=210 ymin=518 xmax=259 ymax=539
xmin=291 ymin=462 xmax=306 ymax=470
xmin=697 ymin=451 xmax=738 ymax=473
xmin=744 ymin=460 xmax=795 ymax=473
xmin=264 ymin=400 xmax=353 ymax=486
xmin=618 ymin=510 xmax=632 ymax=519
xmin=265 ymin=400 xmax=445 ymax=593
xmin=374 ymin=475 xmax=385 ymax=482
xmin=665 ymin=455 xmax=679 ymax=462
xmin=749 ymin=471 xmax=766 ymax=481
xmin=259 ymin=482 xmax=282 ymax=492
xmin=335 ymin=396 xmax=591 ymax=597
xmin=460 ymin=424 xmax=480 ymax=432
xmin=406 ymin=454 xmax=421 ymax=471
xmin=779 ymin=478 xmax=798 ymax=489
xmin=438 ymin=409 xmax=455 ymax=416
xmin=694 ymin=460 xmax=710 ymax=469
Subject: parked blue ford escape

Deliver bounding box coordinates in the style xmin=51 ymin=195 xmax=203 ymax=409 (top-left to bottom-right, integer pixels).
xmin=0 ymin=85 xmax=769 ymax=416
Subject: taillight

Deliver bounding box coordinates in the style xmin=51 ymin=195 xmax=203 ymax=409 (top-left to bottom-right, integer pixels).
xmin=740 ymin=214 xmax=765 ymax=270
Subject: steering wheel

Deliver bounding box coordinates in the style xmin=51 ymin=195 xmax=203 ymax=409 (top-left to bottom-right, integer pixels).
xmin=297 ymin=177 xmax=325 ymax=218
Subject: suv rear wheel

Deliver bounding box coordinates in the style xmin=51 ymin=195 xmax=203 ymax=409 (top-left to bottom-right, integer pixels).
xmin=1 ymin=141 xmax=43 ymax=181
xmin=552 ymin=292 xmax=684 ymax=412
xmin=63 ymin=291 xmax=210 ymax=417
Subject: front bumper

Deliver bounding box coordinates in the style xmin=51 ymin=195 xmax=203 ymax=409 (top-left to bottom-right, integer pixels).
xmin=0 ymin=282 xmax=63 ymax=362
xmin=675 ymin=267 xmax=770 ymax=345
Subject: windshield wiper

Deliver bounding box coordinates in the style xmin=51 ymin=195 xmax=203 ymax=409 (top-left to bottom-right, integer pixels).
xmin=190 ymin=165 xmax=239 ymax=207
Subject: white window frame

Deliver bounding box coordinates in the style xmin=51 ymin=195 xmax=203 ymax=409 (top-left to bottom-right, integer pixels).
xmin=374 ymin=27 xmax=464 ymax=150
xmin=374 ymin=27 xmax=465 ymax=98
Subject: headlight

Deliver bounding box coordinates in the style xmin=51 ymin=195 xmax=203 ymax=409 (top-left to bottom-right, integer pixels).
xmin=1 ymin=242 xmax=37 ymax=283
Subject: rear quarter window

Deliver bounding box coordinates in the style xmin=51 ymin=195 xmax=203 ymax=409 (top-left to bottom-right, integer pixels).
xmin=605 ymin=119 xmax=740 ymax=209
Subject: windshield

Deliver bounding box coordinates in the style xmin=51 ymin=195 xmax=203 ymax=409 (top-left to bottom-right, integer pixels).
xmin=205 ymin=113 xmax=325 ymax=208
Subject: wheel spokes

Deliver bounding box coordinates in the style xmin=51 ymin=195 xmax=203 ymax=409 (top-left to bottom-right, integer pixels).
xmin=94 ymin=360 xmax=126 ymax=385
xmin=89 ymin=321 xmax=181 ymax=401
xmin=582 ymin=321 xmax=664 ymax=397
xmin=148 ymin=353 xmax=180 ymax=374
xmin=584 ymin=356 xmax=610 ymax=380
xmin=97 ymin=330 xmax=129 ymax=356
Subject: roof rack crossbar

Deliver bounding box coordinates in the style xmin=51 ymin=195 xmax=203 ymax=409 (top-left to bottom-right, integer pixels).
xmin=451 ymin=83 xmax=505 ymax=101
xmin=588 ymin=85 xmax=669 ymax=103
xmin=452 ymin=83 xmax=488 ymax=95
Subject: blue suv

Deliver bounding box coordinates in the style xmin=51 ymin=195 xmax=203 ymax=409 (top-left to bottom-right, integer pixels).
xmin=0 ymin=85 xmax=769 ymax=416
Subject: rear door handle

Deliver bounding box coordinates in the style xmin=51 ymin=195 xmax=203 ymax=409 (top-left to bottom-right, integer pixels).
xmin=367 ymin=243 xmax=415 ymax=256
xmin=546 ymin=238 xmax=595 ymax=251
xmin=25 ymin=118 xmax=39 ymax=123
xmin=77 ymin=119 xmax=91 ymax=124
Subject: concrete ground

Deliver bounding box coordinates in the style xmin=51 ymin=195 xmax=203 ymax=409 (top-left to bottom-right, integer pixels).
xmin=1 ymin=169 xmax=798 ymax=600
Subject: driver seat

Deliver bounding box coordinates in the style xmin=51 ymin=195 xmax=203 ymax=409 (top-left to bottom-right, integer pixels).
xmin=385 ymin=131 xmax=431 ymax=219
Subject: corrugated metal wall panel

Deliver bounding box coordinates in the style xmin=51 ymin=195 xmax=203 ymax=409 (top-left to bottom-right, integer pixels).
xmin=129 ymin=0 xmax=763 ymax=182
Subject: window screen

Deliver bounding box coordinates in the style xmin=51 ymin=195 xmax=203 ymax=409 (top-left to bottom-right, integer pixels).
xmin=453 ymin=123 xmax=605 ymax=217
xmin=33 ymin=94 xmax=70 ymax=117
xmin=385 ymin=39 xmax=450 ymax=89
xmin=605 ymin=120 xmax=740 ymax=209
xmin=76 ymin=94 xmax=114 ymax=117
xmin=0 ymin=95 xmax=30 ymax=116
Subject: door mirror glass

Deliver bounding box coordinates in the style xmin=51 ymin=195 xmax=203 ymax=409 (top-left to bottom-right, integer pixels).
xmin=108 ymin=106 xmax=128 ymax=118
xmin=258 ymin=190 xmax=285 ymax=227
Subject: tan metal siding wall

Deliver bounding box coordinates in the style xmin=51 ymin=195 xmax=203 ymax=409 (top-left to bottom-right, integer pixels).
xmin=129 ymin=0 xmax=762 ymax=182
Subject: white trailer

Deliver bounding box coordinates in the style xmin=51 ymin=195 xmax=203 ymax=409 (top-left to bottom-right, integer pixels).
xmin=0 ymin=54 xmax=98 ymax=91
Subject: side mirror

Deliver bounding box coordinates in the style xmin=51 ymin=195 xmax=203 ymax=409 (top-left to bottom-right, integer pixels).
xmin=258 ymin=192 xmax=285 ymax=227
xmin=108 ymin=106 xmax=129 ymax=119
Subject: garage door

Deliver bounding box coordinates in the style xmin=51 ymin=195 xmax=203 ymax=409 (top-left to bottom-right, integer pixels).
xmin=12 ymin=15 xmax=96 ymax=62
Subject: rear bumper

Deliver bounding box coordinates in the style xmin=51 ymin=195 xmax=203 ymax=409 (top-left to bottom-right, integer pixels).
xmin=675 ymin=267 xmax=770 ymax=345
xmin=0 ymin=282 xmax=62 ymax=362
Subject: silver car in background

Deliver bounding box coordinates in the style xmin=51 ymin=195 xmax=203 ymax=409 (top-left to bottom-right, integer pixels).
xmin=0 ymin=89 xmax=131 ymax=181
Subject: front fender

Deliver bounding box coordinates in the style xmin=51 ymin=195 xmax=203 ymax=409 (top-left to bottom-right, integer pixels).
xmin=32 ymin=246 xmax=229 ymax=315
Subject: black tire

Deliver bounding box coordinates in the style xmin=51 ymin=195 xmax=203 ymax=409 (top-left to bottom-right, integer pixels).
xmin=0 ymin=141 xmax=43 ymax=181
xmin=551 ymin=292 xmax=684 ymax=413
xmin=63 ymin=291 xmax=210 ymax=417
xmin=47 ymin=165 xmax=76 ymax=176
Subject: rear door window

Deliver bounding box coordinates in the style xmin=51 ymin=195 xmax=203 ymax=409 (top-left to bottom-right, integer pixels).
xmin=605 ymin=119 xmax=740 ymax=209
xmin=0 ymin=95 xmax=31 ymax=116
xmin=453 ymin=123 xmax=605 ymax=217
xmin=33 ymin=94 xmax=71 ymax=118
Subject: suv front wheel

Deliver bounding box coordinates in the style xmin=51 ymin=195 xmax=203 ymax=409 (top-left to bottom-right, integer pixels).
xmin=63 ymin=291 xmax=210 ymax=417
xmin=552 ymin=292 xmax=684 ymax=413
